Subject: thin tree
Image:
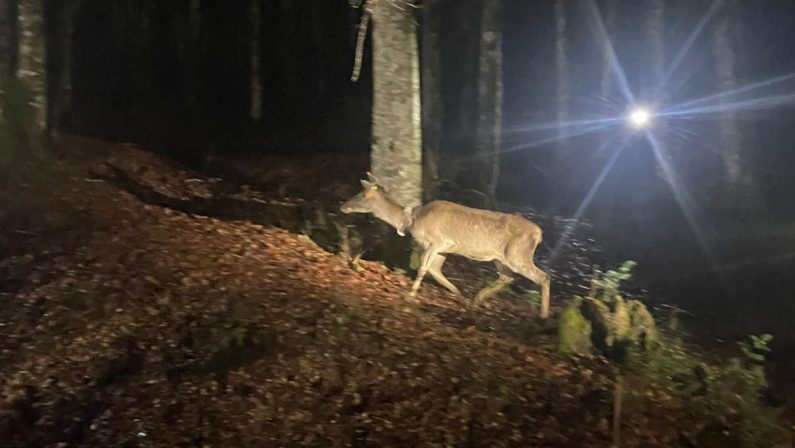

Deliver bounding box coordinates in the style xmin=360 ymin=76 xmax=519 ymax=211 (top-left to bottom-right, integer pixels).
xmin=711 ymin=0 xmax=743 ymax=188
xmin=15 ymin=0 xmax=47 ymax=133
xmin=420 ymin=0 xmax=442 ymax=199
xmin=475 ymin=0 xmax=503 ymax=206
xmin=554 ymin=0 xmax=569 ymax=156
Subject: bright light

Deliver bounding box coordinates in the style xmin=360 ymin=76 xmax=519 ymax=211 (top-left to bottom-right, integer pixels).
xmin=628 ymin=107 xmax=652 ymax=128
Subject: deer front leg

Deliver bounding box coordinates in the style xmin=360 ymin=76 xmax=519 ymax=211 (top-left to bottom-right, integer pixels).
xmin=409 ymin=245 xmax=439 ymax=297
xmin=428 ymin=255 xmax=462 ymax=296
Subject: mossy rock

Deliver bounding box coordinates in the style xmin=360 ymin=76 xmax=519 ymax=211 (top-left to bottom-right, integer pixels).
xmin=626 ymin=299 xmax=657 ymax=349
xmin=560 ymin=296 xmax=658 ymax=361
xmin=557 ymin=297 xmax=593 ymax=355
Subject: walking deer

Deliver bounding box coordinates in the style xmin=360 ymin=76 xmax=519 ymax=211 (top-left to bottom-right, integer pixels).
xmin=340 ymin=173 xmax=551 ymax=318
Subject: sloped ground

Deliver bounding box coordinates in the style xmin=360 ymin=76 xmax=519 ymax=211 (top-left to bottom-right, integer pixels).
xmin=0 ymin=138 xmax=699 ymax=447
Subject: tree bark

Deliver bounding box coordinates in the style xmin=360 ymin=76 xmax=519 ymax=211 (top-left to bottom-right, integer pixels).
xmin=15 ymin=0 xmax=46 ymax=131
xmin=370 ymin=0 xmax=423 ymax=209
xmin=475 ymin=0 xmax=503 ymax=206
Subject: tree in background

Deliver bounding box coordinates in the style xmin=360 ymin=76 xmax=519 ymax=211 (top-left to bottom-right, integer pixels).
xmin=420 ymin=0 xmax=442 ymax=200
xmin=474 ymin=0 xmax=503 ymax=206
xmin=1 ymin=0 xmax=47 ymax=162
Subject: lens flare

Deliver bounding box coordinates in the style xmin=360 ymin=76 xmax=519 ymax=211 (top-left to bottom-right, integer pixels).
xmin=628 ymin=107 xmax=652 ymax=128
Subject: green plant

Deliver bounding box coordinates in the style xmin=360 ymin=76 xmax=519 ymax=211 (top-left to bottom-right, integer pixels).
xmin=591 ymin=260 xmax=636 ymax=303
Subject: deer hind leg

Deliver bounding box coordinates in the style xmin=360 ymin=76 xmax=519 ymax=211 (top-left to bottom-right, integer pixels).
xmin=410 ymin=244 xmax=440 ymax=297
xmin=428 ymin=255 xmax=462 ymax=296
xmin=505 ymin=237 xmax=551 ymax=318
xmin=513 ymin=262 xmax=551 ymax=318
xmin=474 ymin=261 xmax=514 ymax=305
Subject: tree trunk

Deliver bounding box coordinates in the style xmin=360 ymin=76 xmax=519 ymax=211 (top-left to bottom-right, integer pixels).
xmin=370 ymin=0 xmax=423 ymax=209
xmin=475 ymin=0 xmax=503 ymax=206
xmin=554 ymin=0 xmax=569 ymax=155
xmin=711 ymin=0 xmax=743 ymax=188
xmin=16 ymin=0 xmax=46 ymax=132
xmin=0 ymin=0 xmax=17 ymax=78
xmin=50 ymin=0 xmax=82 ymax=136
xmin=645 ymin=0 xmax=665 ymax=97
xmin=249 ymin=0 xmax=262 ymax=122
xmin=420 ymin=0 xmax=443 ymax=200
xmin=598 ymin=0 xmax=616 ymax=160
xmin=599 ymin=0 xmax=615 ymax=109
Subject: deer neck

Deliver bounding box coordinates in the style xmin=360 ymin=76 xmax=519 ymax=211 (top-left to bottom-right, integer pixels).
xmin=373 ymin=198 xmax=415 ymax=236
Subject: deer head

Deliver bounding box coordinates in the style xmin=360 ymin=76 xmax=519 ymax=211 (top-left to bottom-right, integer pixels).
xmin=340 ymin=172 xmax=386 ymax=214
xmin=340 ymin=172 xmax=413 ymax=235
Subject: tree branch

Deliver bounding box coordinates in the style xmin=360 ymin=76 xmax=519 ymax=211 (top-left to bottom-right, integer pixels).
xmin=350 ymin=0 xmax=373 ymax=82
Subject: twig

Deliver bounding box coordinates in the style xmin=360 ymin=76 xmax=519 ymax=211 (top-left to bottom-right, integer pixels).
xmin=613 ymin=374 xmax=624 ymax=447
xmin=588 ymin=264 xmax=600 ymax=298
xmin=350 ymin=0 xmax=373 ymax=82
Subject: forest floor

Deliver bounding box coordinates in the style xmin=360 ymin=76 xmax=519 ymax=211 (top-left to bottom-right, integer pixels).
xmin=0 ymin=137 xmax=789 ymax=447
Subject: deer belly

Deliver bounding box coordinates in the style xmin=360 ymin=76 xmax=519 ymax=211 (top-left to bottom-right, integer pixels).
xmin=444 ymin=242 xmax=502 ymax=262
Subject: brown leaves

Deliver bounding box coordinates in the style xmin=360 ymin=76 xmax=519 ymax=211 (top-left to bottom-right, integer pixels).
xmin=0 ymin=138 xmax=698 ymax=447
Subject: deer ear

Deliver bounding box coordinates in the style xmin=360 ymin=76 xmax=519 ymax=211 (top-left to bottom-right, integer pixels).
xmin=360 ymin=179 xmax=372 ymax=189
xmin=366 ymin=171 xmax=378 ymax=183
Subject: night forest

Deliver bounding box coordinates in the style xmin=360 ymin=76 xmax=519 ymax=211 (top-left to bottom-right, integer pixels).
xmin=2 ymin=0 xmax=795 ymax=446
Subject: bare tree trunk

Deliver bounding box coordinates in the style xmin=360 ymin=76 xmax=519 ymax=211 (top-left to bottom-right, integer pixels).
xmin=554 ymin=0 xmax=569 ymax=155
xmin=599 ymin=0 xmax=615 ymax=108
xmin=598 ymin=0 xmax=616 ymax=161
xmin=645 ymin=0 xmax=665 ymax=97
xmin=711 ymin=0 xmax=743 ymax=187
xmin=370 ymin=0 xmax=423 ymax=209
xmin=249 ymin=0 xmax=262 ymax=122
xmin=51 ymin=0 xmax=83 ymax=136
xmin=420 ymin=0 xmax=442 ymax=199
xmin=0 ymin=0 xmax=17 ymax=78
xmin=16 ymin=0 xmax=46 ymax=132
xmin=475 ymin=0 xmax=503 ymax=206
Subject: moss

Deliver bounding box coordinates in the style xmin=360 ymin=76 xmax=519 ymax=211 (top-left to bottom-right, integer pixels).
xmin=626 ymin=299 xmax=657 ymax=349
xmin=557 ymin=297 xmax=593 ymax=356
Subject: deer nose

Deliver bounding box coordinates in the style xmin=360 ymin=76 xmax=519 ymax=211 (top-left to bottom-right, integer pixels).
xmin=340 ymin=204 xmax=352 ymax=214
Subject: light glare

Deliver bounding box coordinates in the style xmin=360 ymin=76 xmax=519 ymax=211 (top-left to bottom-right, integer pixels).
xmin=628 ymin=107 xmax=651 ymax=128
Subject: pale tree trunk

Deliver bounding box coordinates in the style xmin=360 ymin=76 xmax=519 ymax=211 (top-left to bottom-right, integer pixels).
xmin=475 ymin=0 xmax=503 ymax=206
xmin=645 ymin=0 xmax=665 ymax=97
xmin=419 ymin=0 xmax=443 ymax=199
xmin=370 ymin=0 xmax=423 ymax=209
xmin=599 ymin=0 xmax=615 ymax=107
xmin=16 ymin=0 xmax=47 ymax=132
xmin=645 ymin=0 xmax=665 ymax=182
xmin=554 ymin=0 xmax=569 ymax=155
xmin=598 ymin=0 xmax=616 ymax=159
xmin=249 ymin=0 xmax=262 ymax=121
xmin=711 ymin=0 xmax=743 ymax=188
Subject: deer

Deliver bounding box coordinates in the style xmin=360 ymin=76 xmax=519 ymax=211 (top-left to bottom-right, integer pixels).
xmin=340 ymin=173 xmax=551 ymax=318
